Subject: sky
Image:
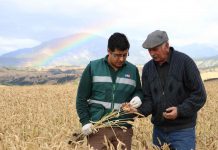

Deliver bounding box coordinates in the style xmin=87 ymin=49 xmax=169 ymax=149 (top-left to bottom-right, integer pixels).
xmin=0 ymin=0 xmax=218 ymax=55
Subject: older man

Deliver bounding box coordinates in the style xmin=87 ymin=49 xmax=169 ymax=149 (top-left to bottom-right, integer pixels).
xmin=139 ymin=30 xmax=207 ymax=150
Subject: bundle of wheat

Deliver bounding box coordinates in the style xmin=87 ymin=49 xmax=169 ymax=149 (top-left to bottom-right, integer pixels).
xmin=68 ymin=104 xmax=143 ymax=147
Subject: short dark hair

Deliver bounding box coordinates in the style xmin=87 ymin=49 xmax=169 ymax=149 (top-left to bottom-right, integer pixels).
xmin=108 ymin=32 xmax=130 ymax=52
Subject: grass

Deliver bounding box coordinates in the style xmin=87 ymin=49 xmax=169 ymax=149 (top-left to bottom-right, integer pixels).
xmin=0 ymin=80 xmax=217 ymax=149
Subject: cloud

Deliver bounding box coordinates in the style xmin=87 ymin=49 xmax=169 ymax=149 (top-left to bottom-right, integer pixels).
xmin=0 ymin=0 xmax=218 ymax=52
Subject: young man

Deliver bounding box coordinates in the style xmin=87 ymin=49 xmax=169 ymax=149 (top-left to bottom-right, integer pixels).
xmin=76 ymin=32 xmax=143 ymax=150
xmin=139 ymin=30 xmax=207 ymax=150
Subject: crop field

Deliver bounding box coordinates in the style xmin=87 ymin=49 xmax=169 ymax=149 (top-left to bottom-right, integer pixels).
xmin=0 ymin=80 xmax=217 ymax=150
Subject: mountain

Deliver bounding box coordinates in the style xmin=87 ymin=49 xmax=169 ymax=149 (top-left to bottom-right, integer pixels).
xmin=0 ymin=66 xmax=83 ymax=85
xmin=0 ymin=33 xmax=150 ymax=67
xmin=0 ymin=33 xmax=218 ymax=68
xmin=175 ymin=44 xmax=218 ymax=58
xmin=175 ymin=44 xmax=218 ymax=69
xmin=0 ymin=33 xmax=108 ymax=67
xmin=195 ymin=55 xmax=218 ymax=69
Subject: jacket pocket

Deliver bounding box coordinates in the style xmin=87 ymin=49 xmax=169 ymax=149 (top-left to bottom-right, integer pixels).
xmin=89 ymin=103 xmax=105 ymax=122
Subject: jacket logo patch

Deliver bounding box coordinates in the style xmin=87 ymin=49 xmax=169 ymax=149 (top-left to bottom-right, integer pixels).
xmin=125 ymin=74 xmax=131 ymax=78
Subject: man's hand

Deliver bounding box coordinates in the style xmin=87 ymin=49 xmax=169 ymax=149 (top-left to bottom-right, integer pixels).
xmin=121 ymin=103 xmax=138 ymax=113
xmin=130 ymin=96 xmax=142 ymax=108
xmin=163 ymin=107 xmax=178 ymax=120
xmin=82 ymin=123 xmax=93 ymax=136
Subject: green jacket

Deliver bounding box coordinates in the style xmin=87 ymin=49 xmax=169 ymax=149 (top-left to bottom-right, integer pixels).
xmin=76 ymin=56 xmax=143 ymax=127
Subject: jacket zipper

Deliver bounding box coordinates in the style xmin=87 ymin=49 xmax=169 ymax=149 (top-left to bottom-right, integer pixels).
xmin=111 ymin=84 xmax=115 ymax=109
xmin=157 ymin=75 xmax=166 ymax=121
xmin=158 ymin=76 xmax=165 ymax=96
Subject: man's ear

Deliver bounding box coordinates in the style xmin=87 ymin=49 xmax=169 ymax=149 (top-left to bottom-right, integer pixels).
xmin=165 ymin=42 xmax=169 ymax=48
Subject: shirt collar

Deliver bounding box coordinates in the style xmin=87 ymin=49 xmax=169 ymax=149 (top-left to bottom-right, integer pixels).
xmin=166 ymin=47 xmax=173 ymax=63
xmin=154 ymin=47 xmax=173 ymax=66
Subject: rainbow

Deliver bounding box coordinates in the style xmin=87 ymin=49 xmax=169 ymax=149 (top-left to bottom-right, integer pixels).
xmin=31 ymin=20 xmax=118 ymax=67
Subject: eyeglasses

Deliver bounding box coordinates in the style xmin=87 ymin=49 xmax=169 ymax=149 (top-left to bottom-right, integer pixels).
xmin=110 ymin=52 xmax=129 ymax=59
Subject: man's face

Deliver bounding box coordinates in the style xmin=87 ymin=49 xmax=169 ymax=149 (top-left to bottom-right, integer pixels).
xmin=108 ymin=49 xmax=128 ymax=69
xmin=148 ymin=43 xmax=169 ymax=64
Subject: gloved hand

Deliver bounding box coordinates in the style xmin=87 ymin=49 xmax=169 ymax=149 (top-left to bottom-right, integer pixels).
xmin=82 ymin=123 xmax=93 ymax=136
xmin=129 ymin=96 xmax=142 ymax=108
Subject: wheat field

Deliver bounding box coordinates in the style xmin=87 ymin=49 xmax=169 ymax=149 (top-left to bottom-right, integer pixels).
xmin=0 ymin=80 xmax=217 ymax=150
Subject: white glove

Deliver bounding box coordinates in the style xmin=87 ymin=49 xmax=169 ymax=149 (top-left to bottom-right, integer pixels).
xmin=82 ymin=123 xmax=93 ymax=136
xmin=130 ymin=96 xmax=142 ymax=108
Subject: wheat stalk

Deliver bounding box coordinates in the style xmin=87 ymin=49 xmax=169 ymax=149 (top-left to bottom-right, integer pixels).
xmin=68 ymin=109 xmax=143 ymax=146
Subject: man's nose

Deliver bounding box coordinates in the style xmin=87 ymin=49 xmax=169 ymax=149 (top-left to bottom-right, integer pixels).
xmin=119 ymin=56 xmax=125 ymax=61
